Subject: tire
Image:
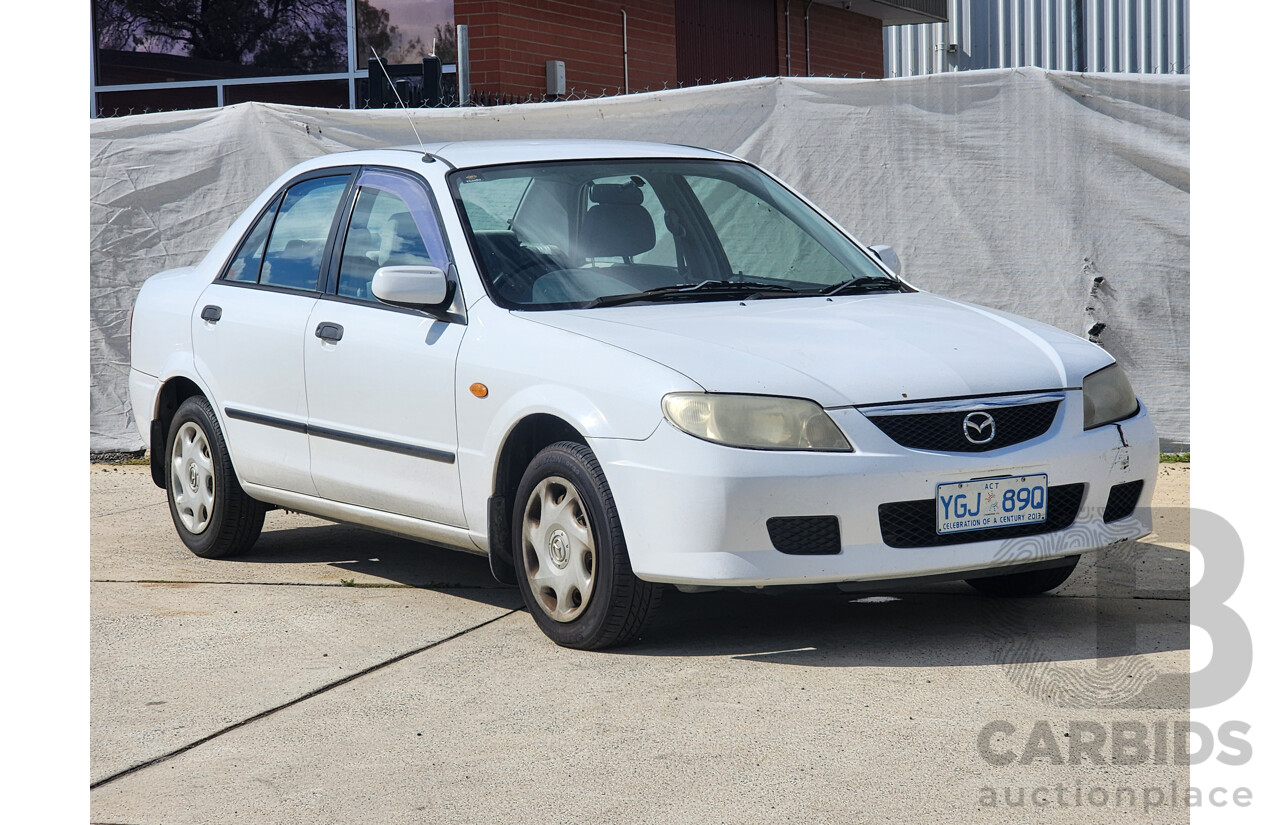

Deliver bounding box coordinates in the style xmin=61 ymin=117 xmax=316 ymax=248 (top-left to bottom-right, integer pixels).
xmin=512 ymin=441 xmax=661 ymax=649
xmin=965 ymin=556 xmax=1080 ymax=597
xmin=165 ymin=396 xmax=266 ymax=559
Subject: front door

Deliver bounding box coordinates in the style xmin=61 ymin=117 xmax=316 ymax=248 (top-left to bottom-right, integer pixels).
xmin=303 ymin=169 xmax=467 ymax=526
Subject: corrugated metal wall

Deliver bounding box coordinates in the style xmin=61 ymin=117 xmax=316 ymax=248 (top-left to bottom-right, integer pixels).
xmin=885 ymin=0 xmax=1189 ymax=77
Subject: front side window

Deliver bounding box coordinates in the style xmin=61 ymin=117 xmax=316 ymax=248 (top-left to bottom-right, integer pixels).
xmin=258 ymin=176 xmax=348 ymax=292
xmin=335 ymin=170 xmax=450 ymax=303
xmin=451 ymin=159 xmax=896 ymax=310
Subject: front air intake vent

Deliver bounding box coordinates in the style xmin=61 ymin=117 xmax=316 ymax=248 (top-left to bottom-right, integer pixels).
xmin=1103 ymin=480 xmax=1144 ymax=523
xmin=767 ymin=516 xmax=841 ymax=555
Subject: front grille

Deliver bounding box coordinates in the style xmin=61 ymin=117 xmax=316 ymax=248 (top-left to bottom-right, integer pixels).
xmin=864 ymin=400 xmax=1060 ymax=453
xmin=767 ymin=516 xmax=842 ymax=555
xmin=878 ymin=483 xmax=1086 ymax=548
xmin=1103 ymin=480 xmax=1144 ymax=523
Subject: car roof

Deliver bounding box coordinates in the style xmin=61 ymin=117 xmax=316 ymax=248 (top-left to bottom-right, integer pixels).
xmin=302 ymin=139 xmax=736 ymax=173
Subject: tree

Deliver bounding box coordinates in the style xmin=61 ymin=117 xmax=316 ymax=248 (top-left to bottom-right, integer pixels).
xmin=94 ymin=0 xmax=347 ymax=72
xmin=431 ymin=21 xmax=456 ymax=65
xmin=354 ymin=0 xmax=393 ymax=65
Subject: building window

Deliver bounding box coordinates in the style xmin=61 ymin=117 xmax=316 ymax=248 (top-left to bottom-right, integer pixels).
xmin=91 ymin=1 xmax=455 ymax=116
xmin=356 ymin=1 xmax=456 ymax=69
xmin=93 ymin=1 xmax=349 ymax=85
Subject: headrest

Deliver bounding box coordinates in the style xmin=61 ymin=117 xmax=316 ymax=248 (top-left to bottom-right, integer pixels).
xmin=387 ymin=212 xmax=419 ymax=235
xmin=282 ymin=239 xmax=312 ymax=258
xmin=589 ymin=182 xmax=644 ymax=206
xmin=382 ymin=211 xmax=430 ymax=263
xmin=580 ymin=203 xmax=656 ymax=258
xmin=343 ymin=228 xmax=377 ymax=256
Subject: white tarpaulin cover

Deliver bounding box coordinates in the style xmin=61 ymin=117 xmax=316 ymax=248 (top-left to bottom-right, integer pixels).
xmin=90 ymin=68 xmax=1189 ymax=451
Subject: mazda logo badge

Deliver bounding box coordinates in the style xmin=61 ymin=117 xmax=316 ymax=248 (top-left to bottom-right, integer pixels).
xmin=963 ymin=411 xmax=996 ymax=445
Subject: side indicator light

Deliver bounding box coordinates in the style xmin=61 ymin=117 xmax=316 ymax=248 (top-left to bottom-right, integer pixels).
xmin=470 ymin=383 xmax=489 ymax=398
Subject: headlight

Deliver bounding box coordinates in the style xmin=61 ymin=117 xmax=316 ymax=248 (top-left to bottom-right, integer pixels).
xmin=1082 ymin=363 xmax=1139 ymax=429
xmin=661 ymin=393 xmax=853 ymax=451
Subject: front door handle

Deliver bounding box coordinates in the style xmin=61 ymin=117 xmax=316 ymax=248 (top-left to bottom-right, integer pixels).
xmin=315 ymin=322 xmax=344 ymax=343
xmin=200 ymin=305 xmax=222 ymax=323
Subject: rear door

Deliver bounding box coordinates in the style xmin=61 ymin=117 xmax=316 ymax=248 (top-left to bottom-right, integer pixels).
xmin=303 ymin=168 xmax=467 ymax=526
xmin=193 ymin=170 xmax=353 ymax=494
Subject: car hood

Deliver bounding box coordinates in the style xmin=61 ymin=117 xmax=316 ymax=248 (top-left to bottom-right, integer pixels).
xmin=521 ymin=292 xmax=1111 ymax=408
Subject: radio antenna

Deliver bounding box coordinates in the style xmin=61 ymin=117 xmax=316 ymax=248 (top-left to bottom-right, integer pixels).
xmin=370 ymin=48 xmax=428 ymax=157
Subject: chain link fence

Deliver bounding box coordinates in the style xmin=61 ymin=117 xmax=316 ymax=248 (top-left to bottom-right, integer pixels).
xmin=93 ymin=73 xmax=891 ymax=118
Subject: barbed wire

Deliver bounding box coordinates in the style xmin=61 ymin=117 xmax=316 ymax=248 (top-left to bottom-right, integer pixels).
xmin=94 ymin=74 xmax=855 ymax=117
xmin=91 ymin=62 xmax=1187 ymax=118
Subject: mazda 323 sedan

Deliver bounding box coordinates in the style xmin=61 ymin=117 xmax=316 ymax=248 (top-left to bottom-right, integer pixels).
xmin=129 ymin=140 xmax=1157 ymax=649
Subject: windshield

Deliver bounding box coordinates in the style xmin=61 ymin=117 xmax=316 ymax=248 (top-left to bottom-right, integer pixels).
xmin=449 ymin=158 xmax=901 ymax=310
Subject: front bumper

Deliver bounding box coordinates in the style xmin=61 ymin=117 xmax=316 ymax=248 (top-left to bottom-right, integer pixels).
xmin=588 ymin=393 xmax=1157 ymax=587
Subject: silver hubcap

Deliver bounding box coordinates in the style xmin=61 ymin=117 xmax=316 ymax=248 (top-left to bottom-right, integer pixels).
xmin=171 ymin=421 xmax=215 ymax=534
xmin=521 ymin=476 xmax=596 ymax=623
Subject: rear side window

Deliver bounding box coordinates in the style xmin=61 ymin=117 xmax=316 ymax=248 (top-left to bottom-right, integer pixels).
xmin=225 ymin=197 xmax=278 ymax=283
xmin=258 ymin=176 xmax=348 ymax=291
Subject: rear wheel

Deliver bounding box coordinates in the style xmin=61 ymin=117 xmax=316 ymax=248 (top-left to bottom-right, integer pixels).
xmin=513 ymin=441 xmax=660 ymax=649
xmin=165 ymin=396 xmax=265 ymax=559
xmin=965 ymin=556 xmax=1079 ymax=596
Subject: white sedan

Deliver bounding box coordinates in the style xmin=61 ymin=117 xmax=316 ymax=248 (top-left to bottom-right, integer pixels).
xmin=129 ymin=139 xmax=1157 ymax=649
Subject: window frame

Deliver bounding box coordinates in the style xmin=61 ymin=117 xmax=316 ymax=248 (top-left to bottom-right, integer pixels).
xmin=217 ymin=166 xmax=359 ymax=296
xmin=320 ymin=165 xmax=466 ymax=322
xmin=220 ymin=191 xmax=282 ymax=286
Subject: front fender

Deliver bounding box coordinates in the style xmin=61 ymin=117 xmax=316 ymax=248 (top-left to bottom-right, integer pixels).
xmin=454 ymin=303 xmax=702 ymax=545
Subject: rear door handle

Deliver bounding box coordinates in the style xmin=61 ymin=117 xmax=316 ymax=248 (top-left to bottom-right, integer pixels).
xmin=200 ymin=305 xmax=222 ymax=323
xmin=315 ymin=322 xmax=344 ymax=343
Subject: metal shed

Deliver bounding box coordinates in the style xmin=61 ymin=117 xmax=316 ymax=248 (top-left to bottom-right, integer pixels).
xmin=885 ymin=0 xmax=1189 ymax=76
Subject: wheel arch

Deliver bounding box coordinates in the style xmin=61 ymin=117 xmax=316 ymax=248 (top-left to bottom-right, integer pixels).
xmin=485 ymin=413 xmax=587 ymax=585
xmin=148 ymin=374 xmax=210 ymax=490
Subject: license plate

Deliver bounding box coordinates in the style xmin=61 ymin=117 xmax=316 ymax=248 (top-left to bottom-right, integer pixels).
xmin=935 ymin=474 xmax=1048 ymax=534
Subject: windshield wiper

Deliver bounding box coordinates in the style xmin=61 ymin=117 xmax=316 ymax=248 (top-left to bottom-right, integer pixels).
xmin=818 ymin=276 xmax=907 ymax=296
xmin=583 ymin=280 xmax=797 ymax=309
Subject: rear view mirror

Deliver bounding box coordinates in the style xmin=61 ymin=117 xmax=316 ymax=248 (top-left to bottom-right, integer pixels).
xmin=869 ymin=244 xmax=903 ymax=277
xmin=372 ymin=265 xmax=450 ymax=308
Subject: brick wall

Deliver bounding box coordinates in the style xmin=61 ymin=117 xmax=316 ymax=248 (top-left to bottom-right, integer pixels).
xmin=776 ymin=2 xmax=883 ymax=79
xmin=456 ymin=0 xmax=678 ymax=99
xmin=455 ymin=1 xmax=884 ymax=99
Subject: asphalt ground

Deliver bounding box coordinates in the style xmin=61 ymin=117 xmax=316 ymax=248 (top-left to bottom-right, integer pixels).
xmin=90 ymin=463 xmax=1190 ymax=824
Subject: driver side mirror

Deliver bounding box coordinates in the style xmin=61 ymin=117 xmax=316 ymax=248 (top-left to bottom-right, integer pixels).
xmin=372 ymin=265 xmax=451 ymax=310
xmin=869 ymin=244 xmax=903 ymax=277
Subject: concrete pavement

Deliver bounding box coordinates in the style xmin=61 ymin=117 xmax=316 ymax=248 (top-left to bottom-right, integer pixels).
xmin=90 ymin=463 xmax=1191 ymax=824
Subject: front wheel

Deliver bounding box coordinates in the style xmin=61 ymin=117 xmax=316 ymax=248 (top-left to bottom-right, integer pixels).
xmin=965 ymin=556 xmax=1079 ymax=596
xmin=165 ymin=396 xmax=265 ymax=559
xmin=512 ymin=441 xmax=661 ymax=649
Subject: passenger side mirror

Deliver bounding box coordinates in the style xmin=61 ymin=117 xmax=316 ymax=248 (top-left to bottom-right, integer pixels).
xmin=372 ymin=265 xmax=451 ymax=309
xmin=869 ymin=244 xmax=903 ymax=277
